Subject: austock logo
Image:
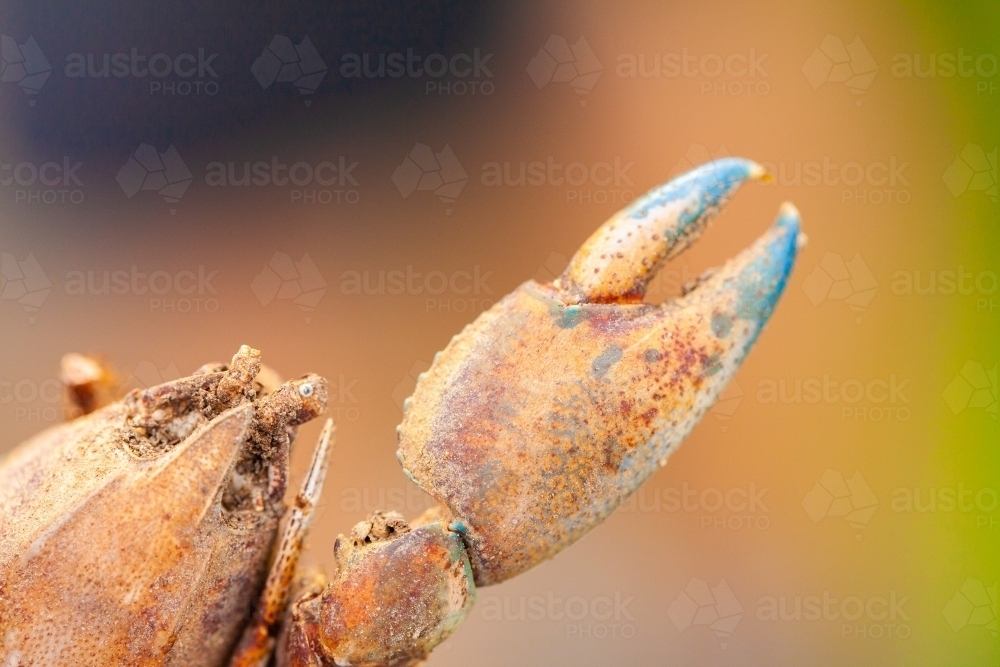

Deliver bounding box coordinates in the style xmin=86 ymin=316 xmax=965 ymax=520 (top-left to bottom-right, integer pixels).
xmin=392 ymin=146 xmax=636 ymax=208
xmin=116 ymin=143 xmax=193 ymax=214
xmin=252 ymin=35 xmax=327 ymax=104
xmin=527 ymin=35 xmax=603 ymax=105
xmin=942 ymin=143 xmax=997 ymax=203
xmin=943 ymin=578 xmax=997 ymax=636
xmin=252 ymin=252 xmax=327 ymax=323
xmin=806 ymin=256 xmax=996 ymax=318
xmin=392 ymin=143 xmax=468 ymax=213
xmin=802 ymin=35 xmax=878 ymax=105
xmin=204 ymin=156 xmax=360 ymax=205
xmin=1 ymin=251 xmax=51 ymax=323
xmin=890 ymin=265 xmax=998 ymax=317
xmin=255 ymin=39 xmax=495 ymax=98
xmin=801 ymin=252 xmax=878 ymax=323
xmin=760 ymin=157 xmax=911 ymax=204
xmin=617 ymin=481 xmax=770 ymax=532
xmin=1 ymin=34 xmax=52 ymax=105
xmin=64 ymin=46 xmax=219 ymax=97
xmin=479 ymin=156 xmax=635 ymax=205
xmin=479 ymin=590 xmax=635 ymax=640
xmin=339 ymin=265 xmax=494 ymax=315
xmin=616 ymin=48 xmax=769 ymax=97
xmin=891 ymin=49 xmax=1000 ymax=95
xmin=802 ymin=469 xmax=879 ymax=540
xmin=62 ymin=265 xmax=220 ymax=314
xmin=756 ymin=590 xmax=911 ymax=639
xmin=891 ymin=484 xmax=999 ymax=529
xmin=803 ymin=472 xmax=998 ymax=535
xmin=1 ymin=156 xmax=85 ymax=205
xmin=1 ymin=373 xmax=64 ymax=422
xmin=338 ymin=46 xmax=494 ymax=97
xmin=667 ymin=578 xmax=743 ymax=649
xmin=942 ymin=361 xmax=997 ymax=420
xmin=674 ymin=145 xmax=910 ymax=204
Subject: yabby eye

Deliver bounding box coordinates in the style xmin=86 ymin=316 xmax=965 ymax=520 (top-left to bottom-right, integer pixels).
xmin=299 ymin=383 xmax=314 ymax=398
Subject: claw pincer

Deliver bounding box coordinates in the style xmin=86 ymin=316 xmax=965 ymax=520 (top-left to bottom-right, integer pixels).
xmin=397 ymin=158 xmax=800 ymax=586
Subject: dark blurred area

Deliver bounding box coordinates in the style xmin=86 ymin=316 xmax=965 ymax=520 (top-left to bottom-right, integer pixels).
xmin=0 ymin=1 xmax=512 ymax=155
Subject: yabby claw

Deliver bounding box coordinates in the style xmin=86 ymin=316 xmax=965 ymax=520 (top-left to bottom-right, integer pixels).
xmin=397 ymin=158 xmax=802 ymax=586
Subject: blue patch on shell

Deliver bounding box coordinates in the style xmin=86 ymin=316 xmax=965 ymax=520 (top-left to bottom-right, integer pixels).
xmin=591 ymin=345 xmax=623 ymax=378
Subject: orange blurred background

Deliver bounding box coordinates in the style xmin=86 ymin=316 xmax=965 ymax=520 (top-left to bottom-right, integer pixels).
xmin=1 ymin=1 xmax=997 ymax=664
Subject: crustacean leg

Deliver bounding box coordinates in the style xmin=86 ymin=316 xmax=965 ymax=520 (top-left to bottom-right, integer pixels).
xmin=230 ymin=419 xmax=336 ymax=667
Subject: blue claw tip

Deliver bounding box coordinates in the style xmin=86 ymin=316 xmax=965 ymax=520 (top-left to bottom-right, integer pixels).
xmin=623 ymin=157 xmax=767 ymax=240
xmin=735 ymin=202 xmax=801 ymax=345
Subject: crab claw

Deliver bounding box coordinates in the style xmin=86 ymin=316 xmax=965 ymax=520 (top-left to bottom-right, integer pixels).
xmin=397 ymin=159 xmax=802 ymax=586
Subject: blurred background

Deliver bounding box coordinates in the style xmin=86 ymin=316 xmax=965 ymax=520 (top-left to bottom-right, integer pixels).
xmin=1 ymin=1 xmax=997 ymax=664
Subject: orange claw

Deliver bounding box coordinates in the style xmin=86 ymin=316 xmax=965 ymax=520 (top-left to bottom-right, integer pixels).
xmin=396 ymin=159 xmax=803 ymax=585
xmin=280 ymin=514 xmax=475 ymax=667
